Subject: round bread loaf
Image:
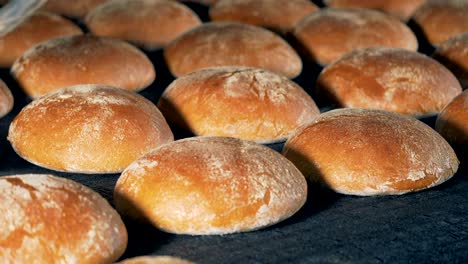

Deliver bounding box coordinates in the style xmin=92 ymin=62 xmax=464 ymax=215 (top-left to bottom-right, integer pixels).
xmin=8 ymin=85 xmax=174 ymax=173
xmin=114 ymin=136 xmax=307 ymax=235
xmin=117 ymin=256 xmax=194 ymax=264
xmin=0 ymin=79 xmax=13 ymax=118
xmin=164 ymin=22 xmax=302 ymax=78
xmin=158 ymin=66 xmax=320 ymax=143
xmin=11 ymin=34 xmax=155 ymax=98
xmin=179 ymin=0 xmax=218 ymax=5
xmin=293 ymin=8 xmax=418 ymax=65
xmin=435 ymin=90 xmax=468 ymax=145
xmin=432 ymin=33 xmax=468 ymax=90
xmin=316 ymin=47 xmax=462 ymax=115
xmin=85 ymin=0 xmax=202 ymax=50
xmin=412 ymin=0 xmax=468 ymax=46
xmin=209 ymin=0 xmax=319 ymax=33
xmin=41 ymin=0 xmax=111 ymax=17
xmin=282 ymin=108 xmax=459 ymax=196
xmin=0 ymin=12 xmax=82 ymax=68
xmin=324 ymin=0 xmax=427 ymax=21
xmin=0 ymin=174 xmax=127 ymax=263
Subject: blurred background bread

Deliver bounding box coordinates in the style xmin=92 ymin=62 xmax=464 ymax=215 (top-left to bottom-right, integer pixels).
xmin=435 ymin=90 xmax=468 ymax=146
xmin=0 ymin=78 xmax=13 ymax=118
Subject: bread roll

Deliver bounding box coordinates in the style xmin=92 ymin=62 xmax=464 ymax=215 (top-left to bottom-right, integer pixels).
xmin=209 ymin=0 xmax=319 ymax=33
xmin=11 ymin=34 xmax=155 ymax=98
xmin=164 ymin=22 xmax=302 ymax=78
xmin=158 ymin=66 xmax=320 ymax=143
xmin=324 ymin=0 xmax=427 ymax=21
xmin=8 ymin=85 xmax=174 ymax=173
xmin=282 ymin=108 xmax=459 ymax=196
xmin=435 ymin=90 xmax=468 ymax=145
xmin=0 ymin=79 xmax=13 ymax=118
xmin=117 ymin=256 xmax=194 ymax=264
xmin=432 ymin=33 xmax=468 ymax=90
xmin=293 ymin=8 xmax=418 ymax=65
xmin=179 ymin=0 xmax=218 ymax=5
xmin=0 ymin=12 xmax=82 ymax=68
xmin=412 ymin=0 xmax=468 ymax=46
xmin=41 ymin=0 xmax=110 ymax=17
xmin=115 ymin=136 xmax=307 ymax=235
xmin=316 ymin=47 xmax=462 ymax=115
xmin=85 ymin=0 xmax=202 ymax=50
xmin=0 ymin=174 xmax=127 ymax=263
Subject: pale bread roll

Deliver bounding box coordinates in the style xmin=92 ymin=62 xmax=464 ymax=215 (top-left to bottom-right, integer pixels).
xmin=209 ymin=0 xmax=319 ymax=33
xmin=282 ymin=108 xmax=459 ymax=196
xmin=8 ymin=85 xmax=174 ymax=173
xmin=435 ymin=90 xmax=468 ymax=145
xmin=0 ymin=12 xmax=82 ymax=67
xmin=85 ymin=0 xmax=202 ymax=50
xmin=0 ymin=174 xmax=127 ymax=263
xmin=157 ymin=66 xmax=320 ymax=143
xmin=412 ymin=0 xmax=468 ymax=46
xmin=116 ymin=256 xmax=195 ymax=264
xmin=11 ymin=34 xmax=155 ymax=98
xmin=164 ymin=22 xmax=302 ymax=78
xmin=316 ymin=47 xmax=462 ymax=115
xmin=0 ymin=79 xmax=13 ymax=118
xmin=293 ymin=8 xmax=418 ymax=65
xmin=115 ymin=136 xmax=307 ymax=235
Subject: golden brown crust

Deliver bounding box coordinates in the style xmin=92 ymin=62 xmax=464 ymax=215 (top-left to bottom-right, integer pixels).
xmin=412 ymin=0 xmax=468 ymax=45
xmin=41 ymin=0 xmax=110 ymax=17
xmin=0 ymin=79 xmax=13 ymax=118
xmin=116 ymin=256 xmax=195 ymax=264
xmin=114 ymin=136 xmax=307 ymax=235
xmin=8 ymin=85 xmax=174 ymax=173
xmin=324 ymin=0 xmax=427 ymax=21
xmin=316 ymin=47 xmax=462 ymax=115
xmin=432 ymin=33 xmax=468 ymax=90
xmin=282 ymin=108 xmax=459 ymax=196
xmin=85 ymin=0 xmax=202 ymax=50
xmin=209 ymin=0 xmax=319 ymax=33
xmin=435 ymin=90 xmax=468 ymax=145
xmin=164 ymin=22 xmax=302 ymax=78
xmin=11 ymin=34 xmax=155 ymax=98
xmin=293 ymin=8 xmax=418 ymax=65
xmin=0 ymin=12 xmax=82 ymax=68
xmin=0 ymin=174 xmax=127 ymax=263
xmin=157 ymin=66 xmax=320 ymax=143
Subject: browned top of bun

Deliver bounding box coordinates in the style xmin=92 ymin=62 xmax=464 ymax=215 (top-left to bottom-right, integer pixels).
xmin=0 ymin=174 xmax=127 ymax=263
xmin=117 ymin=256 xmax=195 ymax=264
xmin=8 ymin=85 xmax=173 ymax=173
xmin=412 ymin=0 xmax=468 ymax=45
xmin=433 ymin=33 xmax=468 ymax=89
xmin=293 ymin=8 xmax=418 ymax=65
xmin=115 ymin=136 xmax=307 ymax=235
xmin=42 ymin=0 xmax=110 ymax=17
xmin=282 ymin=108 xmax=459 ymax=196
xmin=317 ymin=47 xmax=462 ymax=115
xmin=158 ymin=66 xmax=319 ymax=143
xmin=209 ymin=0 xmax=319 ymax=33
xmin=0 ymin=12 xmax=82 ymax=68
xmin=0 ymin=79 xmax=13 ymax=118
xmin=85 ymin=0 xmax=202 ymax=50
xmin=179 ymin=0 xmax=218 ymax=5
xmin=164 ymin=22 xmax=302 ymax=78
xmin=11 ymin=34 xmax=155 ymax=98
xmin=435 ymin=90 xmax=468 ymax=145
xmin=324 ymin=0 xmax=427 ymax=21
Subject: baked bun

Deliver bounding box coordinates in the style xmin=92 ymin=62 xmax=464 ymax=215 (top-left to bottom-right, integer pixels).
xmin=115 ymin=136 xmax=307 ymax=235
xmin=324 ymin=0 xmax=427 ymax=21
xmin=0 ymin=12 xmax=82 ymax=68
xmin=435 ymin=90 xmax=468 ymax=145
xmin=8 ymin=85 xmax=174 ymax=173
xmin=11 ymin=34 xmax=155 ymax=98
xmin=116 ymin=256 xmax=194 ymax=264
xmin=0 ymin=174 xmax=127 ymax=263
xmin=179 ymin=0 xmax=218 ymax=5
xmin=41 ymin=0 xmax=110 ymax=17
xmin=316 ymin=47 xmax=462 ymax=115
xmin=85 ymin=0 xmax=202 ymax=50
xmin=293 ymin=8 xmax=418 ymax=65
xmin=282 ymin=108 xmax=459 ymax=196
xmin=432 ymin=33 xmax=468 ymax=90
xmin=158 ymin=66 xmax=320 ymax=143
xmin=412 ymin=0 xmax=468 ymax=46
xmin=0 ymin=79 xmax=13 ymax=118
xmin=164 ymin=22 xmax=302 ymax=78
xmin=209 ymin=0 xmax=319 ymax=33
